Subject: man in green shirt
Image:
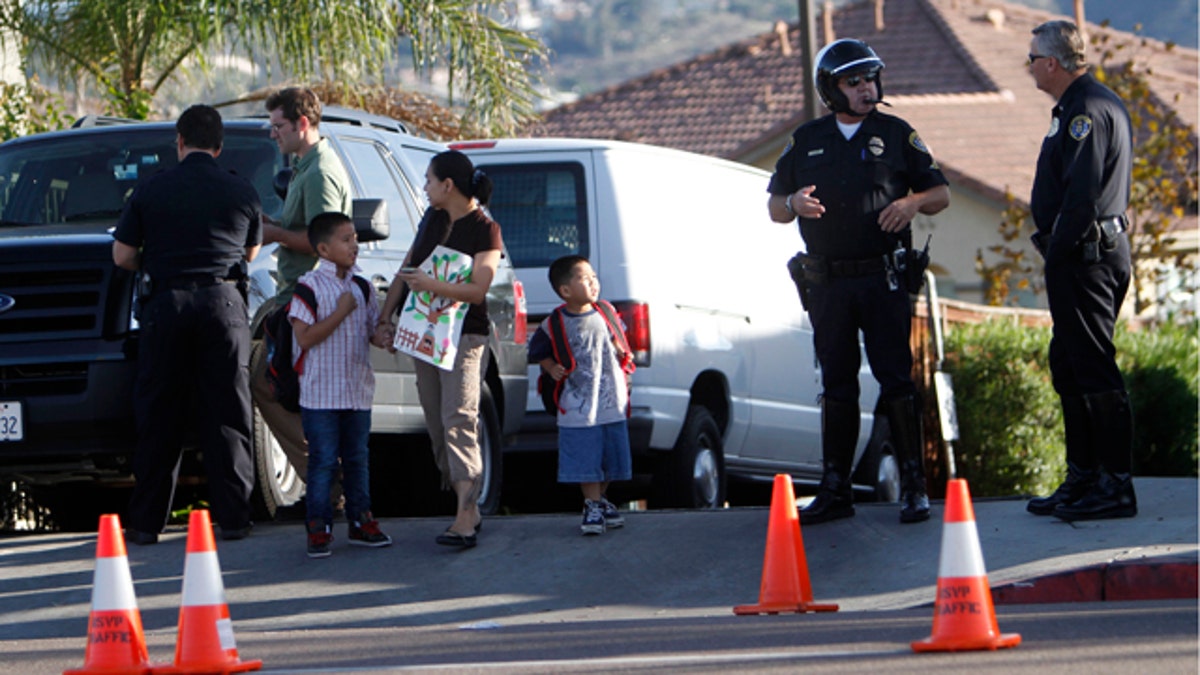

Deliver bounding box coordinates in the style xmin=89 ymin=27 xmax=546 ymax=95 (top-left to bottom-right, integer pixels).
xmin=251 ymin=87 xmax=353 ymax=510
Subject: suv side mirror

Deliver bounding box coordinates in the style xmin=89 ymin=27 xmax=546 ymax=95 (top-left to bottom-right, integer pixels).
xmin=272 ymin=167 xmax=293 ymax=200
xmin=353 ymin=198 xmax=389 ymax=242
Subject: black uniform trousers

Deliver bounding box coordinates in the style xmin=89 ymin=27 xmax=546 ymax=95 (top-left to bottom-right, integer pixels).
xmin=1044 ymin=234 xmax=1131 ymax=396
xmin=126 ymin=281 xmax=254 ymax=534
xmin=805 ymin=270 xmax=916 ymax=404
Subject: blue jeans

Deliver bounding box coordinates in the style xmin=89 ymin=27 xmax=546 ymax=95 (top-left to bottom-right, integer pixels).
xmin=300 ymin=408 xmax=372 ymax=528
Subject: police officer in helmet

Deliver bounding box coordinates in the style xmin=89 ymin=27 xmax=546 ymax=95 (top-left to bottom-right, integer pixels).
xmin=768 ymin=38 xmax=951 ymax=525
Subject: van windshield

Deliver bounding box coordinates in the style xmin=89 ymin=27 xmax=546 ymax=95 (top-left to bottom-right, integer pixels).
xmin=0 ymin=129 xmax=284 ymax=227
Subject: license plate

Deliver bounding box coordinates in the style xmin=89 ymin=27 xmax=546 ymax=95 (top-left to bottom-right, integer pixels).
xmin=0 ymin=401 xmax=22 ymax=441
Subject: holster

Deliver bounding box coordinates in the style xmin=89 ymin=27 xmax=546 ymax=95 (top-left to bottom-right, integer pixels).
xmin=135 ymin=271 xmax=153 ymax=302
xmin=1080 ymin=222 xmax=1102 ymax=264
xmin=787 ymin=252 xmax=827 ymax=311
xmin=228 ymin=261 xmax=249 ymax=305
xmin=1031 ymin=231 xmax=1048 ymax=258
xmin=905 ymin=246 xmax=929 ymax=293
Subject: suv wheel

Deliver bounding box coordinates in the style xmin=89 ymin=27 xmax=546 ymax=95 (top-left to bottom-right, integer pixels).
xmin=654 ymin=405 xmax=725 ymax=509
xmin=251 ymin=403 xmax=305 ymax=519
xmin=476 ymin=385 xmax=503 ymax=515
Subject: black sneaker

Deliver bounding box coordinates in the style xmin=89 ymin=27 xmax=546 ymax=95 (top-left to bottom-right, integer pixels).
xmin=349 ymin=518 xmax=392 ymax=547
xmin=307 ymin=525 xmax=333 ymax=558
xmin=581 ymin=500 xmax=606 ymax=536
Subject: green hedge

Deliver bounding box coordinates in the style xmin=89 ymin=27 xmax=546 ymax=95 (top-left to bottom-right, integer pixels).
xmin=943 ymin=319 xmax=1197 ymax=498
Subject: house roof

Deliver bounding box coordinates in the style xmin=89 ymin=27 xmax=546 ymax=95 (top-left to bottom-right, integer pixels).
xmin=529 ymin=0 xmax=1198 ymax=208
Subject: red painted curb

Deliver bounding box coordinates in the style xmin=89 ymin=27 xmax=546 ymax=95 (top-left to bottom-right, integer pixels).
xmin=991 ymin=557 xmax=1198 ymax=605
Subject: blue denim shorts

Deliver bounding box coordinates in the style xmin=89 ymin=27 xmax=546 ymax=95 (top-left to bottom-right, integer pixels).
xmin=557 ymin=421 xmax=632 ymax=484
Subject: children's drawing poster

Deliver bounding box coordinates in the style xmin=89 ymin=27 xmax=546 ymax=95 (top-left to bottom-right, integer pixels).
xmin=392 ymin=245 xmax=472 ymax=370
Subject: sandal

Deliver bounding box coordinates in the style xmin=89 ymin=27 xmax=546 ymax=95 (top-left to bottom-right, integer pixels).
xmin=435 ymin=529 xmax=477 ymax=548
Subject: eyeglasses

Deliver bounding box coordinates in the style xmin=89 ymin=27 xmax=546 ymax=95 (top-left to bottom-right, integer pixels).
xmin=270 ymin=121 xmax=294 ymax=132
xmin=1027 ymin=53 xmax=1050 ymax=66
xmin=841 ymin=72 xmax=879 ymax=87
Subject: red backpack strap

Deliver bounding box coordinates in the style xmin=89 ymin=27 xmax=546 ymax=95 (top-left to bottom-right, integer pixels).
xmin=594 ymin=299 xmax=635 ymax=374
xmin=594 ymin=299 xmax=635 ymax=418
xmin=544 ymin=305 xmax=573 ymax=413
xmin=546 ymin=305 xmax=574 ymax=371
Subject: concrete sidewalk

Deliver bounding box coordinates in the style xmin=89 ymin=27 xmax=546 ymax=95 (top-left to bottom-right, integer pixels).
xmin=0 ymin=478 xmax=1194 ymax=641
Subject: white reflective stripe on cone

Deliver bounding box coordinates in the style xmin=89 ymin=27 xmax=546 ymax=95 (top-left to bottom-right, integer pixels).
xmin=180 ymin=551 xmax=227 ymax=607
xmin=937 ymin=521 xmax=988 ymax=578
xmin=92 ymin=557 xmax=138 ymax=611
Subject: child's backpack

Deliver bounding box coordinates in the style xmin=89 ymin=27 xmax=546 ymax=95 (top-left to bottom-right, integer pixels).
xmin=537 ymin=299 xmax=635 ymax=415
xmin=264 ymin=276 xmax=372 ymax=412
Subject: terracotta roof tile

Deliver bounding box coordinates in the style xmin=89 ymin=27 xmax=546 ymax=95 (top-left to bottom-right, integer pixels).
xmin=529 ymin=0 xmax=1198 ymax=209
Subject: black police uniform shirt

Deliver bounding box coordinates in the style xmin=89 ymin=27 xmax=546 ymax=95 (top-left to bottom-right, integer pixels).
xmin=114 ymin=152 xmax=262 ymax=282
xmin=768 ymin=110 xmax=948 ymax=261
xmin=1030 ymin=72 xmax=1133 ymax=254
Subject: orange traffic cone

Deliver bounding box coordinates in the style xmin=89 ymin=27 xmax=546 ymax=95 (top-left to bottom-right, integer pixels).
xmin=912 ymin=479 xmax=1021 ymax=652
xmin=154 ymin=510 xmax=261 ymax=674
xmin=64 ymin=514 xmax=161 ymax=675
xmin=734 ymin=474 xmax=838 ymax=615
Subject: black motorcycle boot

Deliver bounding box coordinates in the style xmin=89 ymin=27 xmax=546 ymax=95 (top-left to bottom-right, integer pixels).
xmin=1028 ymin=395 xmax=1098 ymax=515
xmin=885 ymin=394 xmax=931 ymax=524
xmin=1055 ymin=391 xmax=1137 ymax=521
xmin=800 ymin=398 xmax=858 ymax=525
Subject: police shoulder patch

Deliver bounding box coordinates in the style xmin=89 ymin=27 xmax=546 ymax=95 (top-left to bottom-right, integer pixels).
xmin=1069 ymin=115 xmax=1092 ymax=141
xmin=908 ymin=131 xmax=931 ymax=154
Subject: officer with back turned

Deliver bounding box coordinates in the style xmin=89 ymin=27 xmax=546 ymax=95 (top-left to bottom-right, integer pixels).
xmin=767 ymin=39 xmax=950 ymax=526
xmin=1024 ymin=20 xmax=1137 ymax=521
xmin=113 ymin=104 xmax=263 ymax=544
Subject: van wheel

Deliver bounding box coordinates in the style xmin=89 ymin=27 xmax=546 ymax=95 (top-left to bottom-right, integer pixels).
xmin=251 ymin=403 xmax=305 ymax=520
xmin=655 ymin=405 xmax=725 ymax=509
xmin=476 ymin=385 xmax=503 ymax=515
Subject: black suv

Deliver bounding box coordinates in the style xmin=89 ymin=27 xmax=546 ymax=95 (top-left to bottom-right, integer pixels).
xmin=0 ymin=110 xmax=528 ymax=524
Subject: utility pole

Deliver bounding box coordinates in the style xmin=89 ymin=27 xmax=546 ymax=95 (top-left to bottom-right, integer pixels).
xmin=797 ymin=0 xmax=822 ymax=122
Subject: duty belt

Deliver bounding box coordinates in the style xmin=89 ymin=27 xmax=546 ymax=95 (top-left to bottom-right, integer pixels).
xmin=161 ymin=274 xmax=239 ymax=291
xmin=827 ymin=256 xmax=886 ymax=278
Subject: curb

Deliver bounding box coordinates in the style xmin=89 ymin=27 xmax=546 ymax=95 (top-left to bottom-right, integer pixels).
xmin=991 ymin=553 xmax=1199 ymax=604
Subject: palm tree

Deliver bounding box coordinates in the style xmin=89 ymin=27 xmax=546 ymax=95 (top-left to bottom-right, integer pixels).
xmin=0 ymin=0 xmax=545 ymax=135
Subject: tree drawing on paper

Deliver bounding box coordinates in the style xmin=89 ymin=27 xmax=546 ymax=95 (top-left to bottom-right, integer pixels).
xmin=402 ymin=250 xmax=472 ymax=363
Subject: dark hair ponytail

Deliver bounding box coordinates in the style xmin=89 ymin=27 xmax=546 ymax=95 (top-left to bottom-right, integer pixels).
xmin=470 ymin=168 xmax=493 ymax=206
xmin=430 ymin=150 xmax=491 ymax=206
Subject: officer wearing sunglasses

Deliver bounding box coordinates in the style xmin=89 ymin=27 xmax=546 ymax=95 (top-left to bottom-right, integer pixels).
xmin=1024 ymin=20 xmax=1136 ymax=523
xmin=767 ymin=38 xmax=950 ymax=527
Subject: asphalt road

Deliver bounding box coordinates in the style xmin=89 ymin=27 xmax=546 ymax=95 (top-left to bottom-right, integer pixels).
xmin=1 ymin=478 xmax=1195 ymax=673
xmin=9 ymin=601 xmax=1198 ymax=674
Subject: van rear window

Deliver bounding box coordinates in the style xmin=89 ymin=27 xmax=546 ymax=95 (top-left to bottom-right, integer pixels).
xmin=482 ymin=162 xmax=587 ymax=268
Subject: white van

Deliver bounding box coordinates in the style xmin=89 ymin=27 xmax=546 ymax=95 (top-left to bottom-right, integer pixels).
xmin=454 ymin=138 xmax=897 ymax=508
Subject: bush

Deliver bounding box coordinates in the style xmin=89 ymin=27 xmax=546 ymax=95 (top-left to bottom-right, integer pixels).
xmin=942 ymin=318 xmax=1198 ymax=498
xmin=1116 ymin=321 xmax=1199 ymax=476
xmin=944 ymin=321 xmax=1062 ymax=497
